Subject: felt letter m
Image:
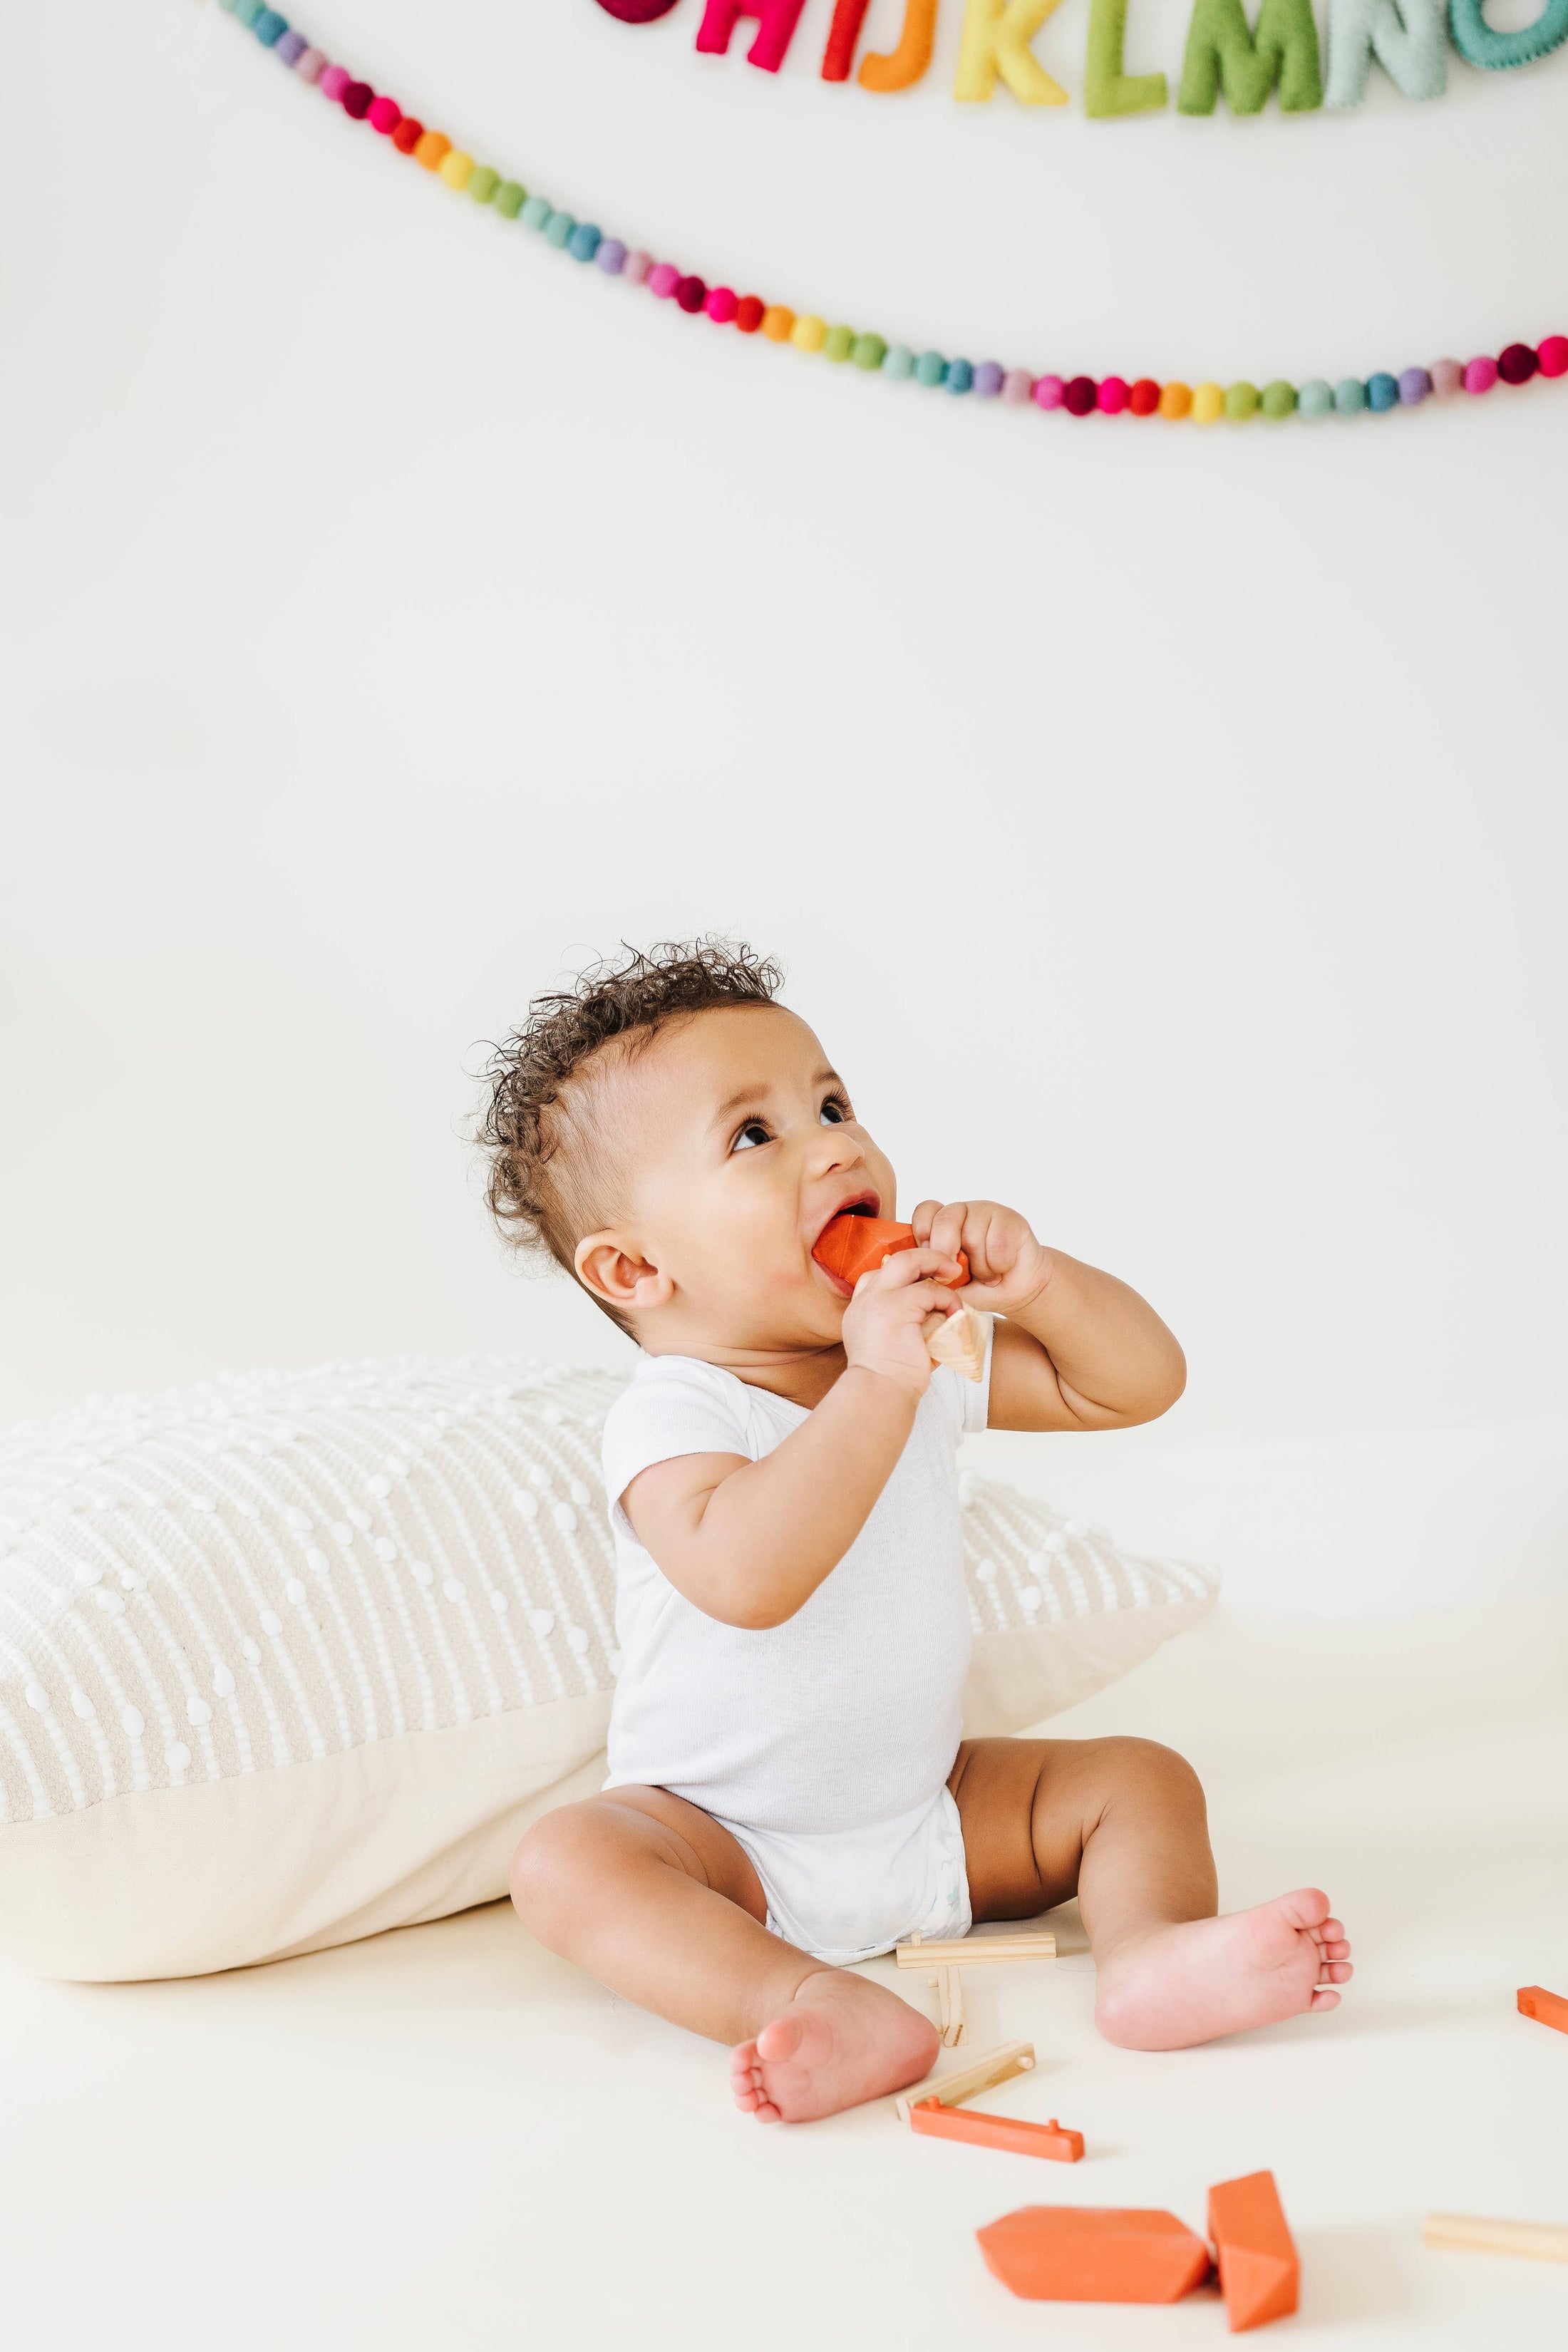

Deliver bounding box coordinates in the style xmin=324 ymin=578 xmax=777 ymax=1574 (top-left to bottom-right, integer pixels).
xmin=696 ymin=0 xmax=810 ymax=72
xmin=1177 ymin=0 xmax=1324 ymax=112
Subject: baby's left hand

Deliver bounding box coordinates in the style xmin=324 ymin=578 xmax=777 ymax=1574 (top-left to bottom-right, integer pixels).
xmin=908 ymin=1200 xmax=1051 ymax=1318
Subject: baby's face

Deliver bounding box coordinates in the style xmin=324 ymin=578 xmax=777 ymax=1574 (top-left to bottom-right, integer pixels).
xmin=609 ymin=1004 xmax=897 ymax=1354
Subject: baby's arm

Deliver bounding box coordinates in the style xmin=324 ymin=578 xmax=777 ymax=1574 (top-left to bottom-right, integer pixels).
xmin=910 ymin=1199 xmax=1185 ymax=1433
xmin=622 ymin=1248 xmax=967 ymax=1629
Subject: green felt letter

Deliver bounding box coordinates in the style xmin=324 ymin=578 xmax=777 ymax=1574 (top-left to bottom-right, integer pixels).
xmin=1177 ymin=0 xmax=1324 ymax=111
xmin=1085 ymin=0 xmax=1167 ymax=113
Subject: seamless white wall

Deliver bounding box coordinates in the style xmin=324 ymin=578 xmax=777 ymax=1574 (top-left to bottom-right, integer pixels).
xmin=4 ymin=4 xmax=1566 ymax=1606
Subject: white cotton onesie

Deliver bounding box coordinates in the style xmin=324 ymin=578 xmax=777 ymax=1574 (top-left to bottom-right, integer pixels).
xmin=600 ymin=1323 xmax=992 ymax=1966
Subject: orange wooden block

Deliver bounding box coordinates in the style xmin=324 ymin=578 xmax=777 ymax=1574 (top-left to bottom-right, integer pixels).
xmin=813 ymin=1213 xmax=968 ymax=1289
xmin=1518 ymin=1985 xmax=1568 ymax=2037
xmin=977 ymin=2207 xmax=1212 ymax=2304
xmin=912 ymin=2099 xmax=1083 ymax=2162
xmin=1207 ymin=2170 xmax=1299 ymax=2332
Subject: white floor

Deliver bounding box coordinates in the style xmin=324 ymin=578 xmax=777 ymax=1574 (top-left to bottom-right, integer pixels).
xmin=6 ymin=1599 xmax=1568 ymax=2351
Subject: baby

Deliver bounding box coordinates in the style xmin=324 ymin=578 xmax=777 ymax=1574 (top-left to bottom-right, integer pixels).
xmin=481 ymin=942 xmax=1351 ymax=2122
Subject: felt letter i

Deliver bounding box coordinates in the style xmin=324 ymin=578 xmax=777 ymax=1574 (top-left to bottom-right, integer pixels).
xmin=1085 ymin=0 xmax=1167 ymax=112
xmin=822 ymin=0 xmax=872 ymax=78
xmin=696 ymin=0 xmax=811 ymax=70
xmin=954 ymin=0 xmax=1069 ymax=101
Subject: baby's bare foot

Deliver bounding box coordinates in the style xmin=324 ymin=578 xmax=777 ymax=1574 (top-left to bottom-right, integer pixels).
xmin=1095 ymin=1888 xmax=1353 ymax=2052
xmin=731 ymin=1968 xmax=939 ymax=2123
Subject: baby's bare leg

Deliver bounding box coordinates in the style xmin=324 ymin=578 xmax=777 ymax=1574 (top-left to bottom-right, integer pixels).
xmin=950 ymin=1737 xmax=1352 ymax=2051
xmin=510 ymin=1788 xmax=937 ymax=2120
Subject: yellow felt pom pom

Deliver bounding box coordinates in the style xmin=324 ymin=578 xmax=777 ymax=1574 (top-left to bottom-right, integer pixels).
xmin=1158 ymin=381 xmax=1192 ymax=419
xmin=438 ymin=150 xmax=475 ymax=192
xmin=761 ymin=306 xmax=795 ymax=344
xmin=1191 ymin=381 xmax=1225 ymax=423
xmin=790 ymin=314 xmax=828 ymax=354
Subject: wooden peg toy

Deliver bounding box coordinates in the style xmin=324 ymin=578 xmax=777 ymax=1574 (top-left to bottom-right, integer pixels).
xmin=894 ymin=2038 xmax=1035 ymax=2123
xmin=895 ymin=1930 xmax=1058 ymax=1969
xmin=1207 ymin=2170 xmax=1299 ymax=2331
xmin=812 ymin=1212 xmax=985 ymax=1383
xmin=978 ymin=2206 xmax=1213 ymax=2304
xmin=1517 ymin=1984 xmax=1568 ymax=2036
xmin=912 ymin=2100 xmax=1083 ymax=2161
xmin=1424 ymin=2213 xmax=1568 ymax=2263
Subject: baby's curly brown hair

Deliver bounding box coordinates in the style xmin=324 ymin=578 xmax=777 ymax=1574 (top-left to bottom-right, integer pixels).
xmin=476 ymin=938 xmax=786 ymax=1328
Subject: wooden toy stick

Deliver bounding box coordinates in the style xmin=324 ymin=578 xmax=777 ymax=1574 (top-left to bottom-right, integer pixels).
xmin=1424 ymin=2214 xmax=1568 ymax=2263
xmin=924 ymin=1305 xmax=986 ymax=1383
xmin=896 ymin=1930 xmax=1057 ymax=1968
xmin=894 ymin=2039 xmax=1036 ymax=2123
xmin=1517 ymin=1984 xmax=1568 ymax=2036
xmin=932 ymin=1965 xmax=966 ymax=2046
xmin=912 ymin=2100 xmax=1083 ymax=2162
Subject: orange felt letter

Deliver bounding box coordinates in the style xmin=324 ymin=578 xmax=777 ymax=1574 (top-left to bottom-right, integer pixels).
xmin=977 ymin=2207 xmax=1212 ymax=2304
xmin=1207 ymin=2170 xmax=1299 ymax=2332
xmin=860 ymin=0 xmax=939 ymax=88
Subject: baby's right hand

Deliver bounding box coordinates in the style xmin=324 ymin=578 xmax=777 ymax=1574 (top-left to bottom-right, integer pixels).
xmin=840 ymin=1247 xmax=968 ymax=1400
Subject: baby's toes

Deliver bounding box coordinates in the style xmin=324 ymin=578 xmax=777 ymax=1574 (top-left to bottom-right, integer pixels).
xmin=1318 ymin=1939 xmax=1351 ymax=1964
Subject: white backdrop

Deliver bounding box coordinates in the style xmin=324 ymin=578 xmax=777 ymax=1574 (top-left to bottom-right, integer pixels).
xmin=4 ymin=1 xmax=1566 ymax=1606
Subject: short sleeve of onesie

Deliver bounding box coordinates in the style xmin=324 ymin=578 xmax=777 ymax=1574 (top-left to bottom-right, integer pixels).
xmin=600 ymin=1356 xmax=758 ymax=1522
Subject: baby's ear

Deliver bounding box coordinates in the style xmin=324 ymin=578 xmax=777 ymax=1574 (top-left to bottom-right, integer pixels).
xmin=574 ymin=1232 xmax=672 ymax=1314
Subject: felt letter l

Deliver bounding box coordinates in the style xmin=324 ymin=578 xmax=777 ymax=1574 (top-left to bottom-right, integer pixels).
xmin=955 ymin=0 xmax=1070 ymax=100
xmin=1085 ymin=0 xmax=1168 ymax=111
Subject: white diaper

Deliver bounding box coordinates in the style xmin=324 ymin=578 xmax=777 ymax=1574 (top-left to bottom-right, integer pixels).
xmin=715 ymin=1785 xmax=972 ymax=1967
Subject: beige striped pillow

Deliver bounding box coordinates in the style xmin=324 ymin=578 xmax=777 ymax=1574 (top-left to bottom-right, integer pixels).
xmin=0 ymin=1358 xmax=1214 ymax=1981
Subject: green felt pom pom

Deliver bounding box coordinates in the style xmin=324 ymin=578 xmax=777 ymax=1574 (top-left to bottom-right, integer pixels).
xmin=1224 ymin=381 xmax=1260 ymax=420
xmin=492 ymin=181 xmax=527 ymax=219
xmin=1260 ymin=378 xmax=1297 ymax=418
xmin=1297 ymin=378 xmax=1334 ymax=418
xmin=467 ymin=166 xmax=500 ymax=206
xmin=822 ymin=324 xmax=856 ymax=364
xmin=852 ymin=334 xmax=887 ymax=372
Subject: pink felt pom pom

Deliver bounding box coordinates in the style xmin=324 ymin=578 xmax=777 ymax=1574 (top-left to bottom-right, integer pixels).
xmin=705 ymin=286 xmax=739 ymax=324
xmin=1097 ymin=376 xmax=1130 ymax=415
xmin=1001 ymin=369 xmax=1033 ymax=405
xmin=623 ymin=250 xmax=653 ymax=287
xmin=647 ymin=262 xmax=681 ymax=299
xmin=1463 ymin=355 xmax=1499 ymax=396
xmin=367 ymin=95 xmax=401 ymax=134
xmin=319 ymin=64 xmax=351 ymax=103
xmin=1428 ymin=359 xmax=1464 ymax=398
xmin=1032 ymin=374 xmax=1066 ymax=411
xmin=1537 ymin=335 xmax=1568 ymax=379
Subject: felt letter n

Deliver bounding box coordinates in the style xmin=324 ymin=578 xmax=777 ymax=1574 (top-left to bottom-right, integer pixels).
xmin=696 ymin=0 xmax=810 ymax=71
xmin=1324 ymin=0 xmax=1445 ymax=103
xmin=1177 ymin=0 xmax=1323 ymax=111
xmin=955 ymin=0 xmax=1070 ymax=100
xmin=1085 ymin=0 xmax=1167 ymax=112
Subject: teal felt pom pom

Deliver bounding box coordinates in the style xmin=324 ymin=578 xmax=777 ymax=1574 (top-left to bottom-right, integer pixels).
xmin=914 ymin=350 xmax=947 ymax=388
xmin=1297 ymin=379 xmax=1334 ymax=418
xmin=1334 ymin=377 xmax=1367 ymax=415
xmin=883 ymin=345 xmax=916 ymax=381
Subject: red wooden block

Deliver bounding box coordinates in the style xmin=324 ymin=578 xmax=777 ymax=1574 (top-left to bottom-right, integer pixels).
xmin=977 ymin=2207 xmax=1212 ymax=2304
xmin=1518 ymin=1985 xmax=1568 ymax=2037
xmin=1207 ymin=2170 xmax=1299 ymax=2332
xmin=813 ymin=1213 xmax=967 ymax=1291
xmin=911 ymin=2099 xmax=1083 ymax=2162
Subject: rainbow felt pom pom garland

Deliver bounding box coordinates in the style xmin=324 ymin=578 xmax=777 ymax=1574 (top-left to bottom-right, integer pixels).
xmin=213 ymin=0 xmax=1566 ymax=427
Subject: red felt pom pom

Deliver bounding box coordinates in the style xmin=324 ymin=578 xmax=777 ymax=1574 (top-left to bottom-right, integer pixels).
xmin=735 ymin=296 xmax=766 ymax=334
xmin=1497 ymin=342 xmax=1538 ymax=386
xmin=341 ymin=81 xmax=374 ymax=119
xmin=1064 ymin=376 xmax=1098 ymax=416
xmin=676 ymin=275 xmax=708 ymax=314
xmin=391 ymin=115 xmax=424 ymax=153
xmin=1128 ymin=378 xmax=1161 ymax=416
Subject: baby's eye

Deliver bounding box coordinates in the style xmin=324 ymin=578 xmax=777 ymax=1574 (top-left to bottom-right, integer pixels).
xmin=820 ymin=1100 xmax=850 ymax=1126
xmin=732 ymin=1120 xmax=772 ymax=1152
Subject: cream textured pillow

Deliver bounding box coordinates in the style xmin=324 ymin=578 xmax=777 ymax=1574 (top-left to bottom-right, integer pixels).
xmin=0 ymin=1358 xmax=1214 ymax=1981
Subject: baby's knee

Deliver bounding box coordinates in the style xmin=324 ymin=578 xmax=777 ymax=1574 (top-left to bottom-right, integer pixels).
xmin=510 ymin=1803 xmax=602 ymax=1941
xmin=1095 ymin=1736 xmax=1206 ymax=1807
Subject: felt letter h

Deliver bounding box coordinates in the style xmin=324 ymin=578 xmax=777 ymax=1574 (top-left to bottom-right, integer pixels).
xmin=696 ymin=0 xmax=811 ymax=71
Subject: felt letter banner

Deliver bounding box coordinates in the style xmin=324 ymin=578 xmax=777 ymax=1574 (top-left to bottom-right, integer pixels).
xmin=1178 ymin=0 xmax=1324 ymax=111
xmin=1324 ymin=0 xmax=1446 ymax=103
xmin=954 ymin=0 xmax=1071 ymax=103
xmin=859 ymin=0 xmax=940 ymax=87
xmin=1085 ymin=0 xmax=1170 ymax=112
xmin=1448 ymin=0 xmax=1568 ymax=69
xmin=696 ymin=0 xmax=810 ymax=72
